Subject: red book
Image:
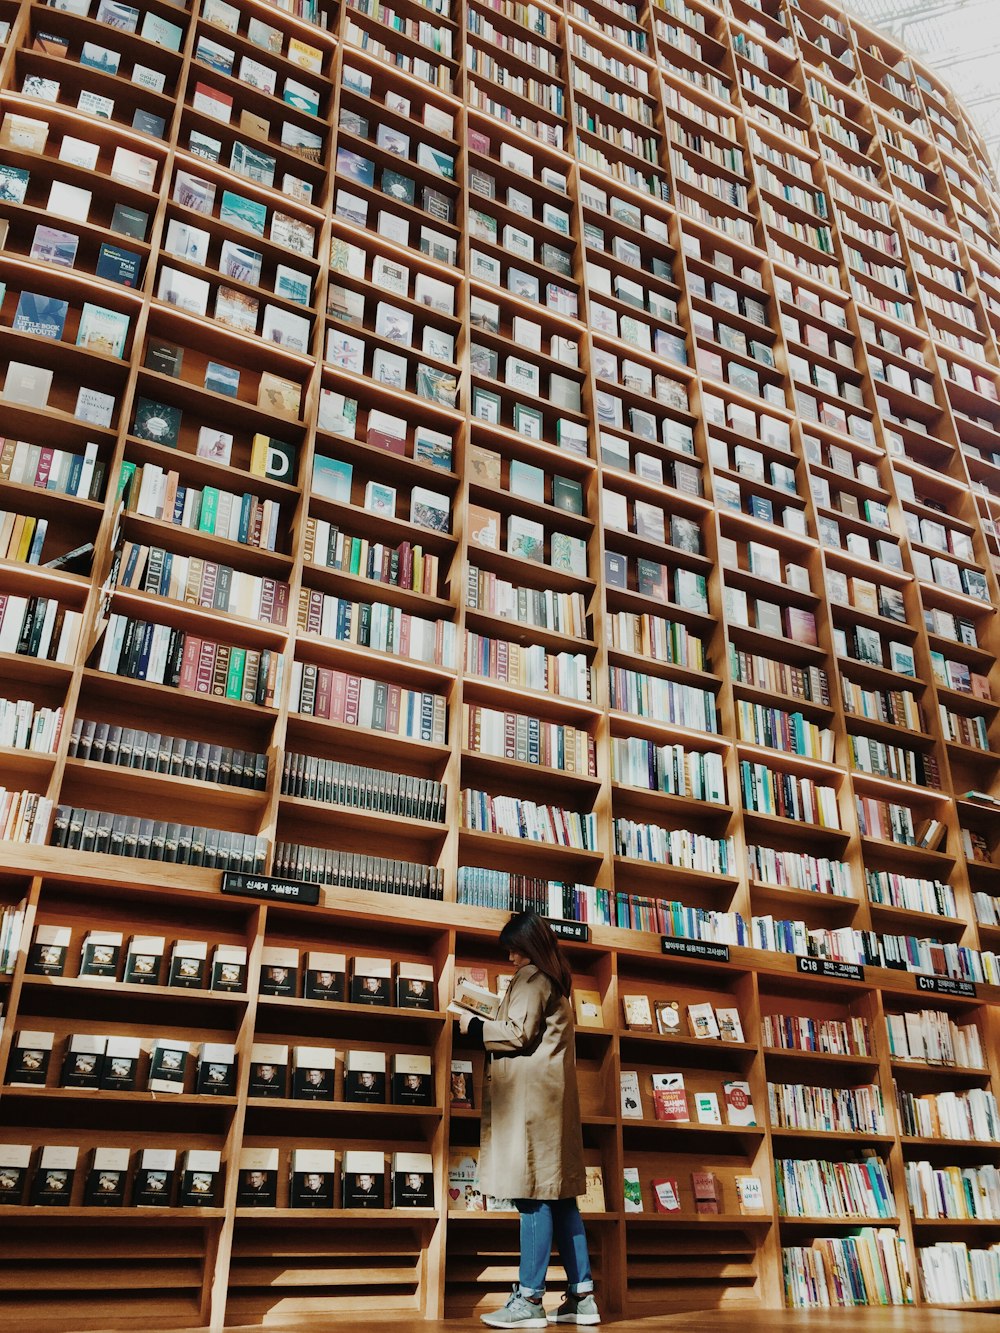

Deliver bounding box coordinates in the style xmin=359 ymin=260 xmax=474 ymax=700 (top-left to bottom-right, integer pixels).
xmin=330 ymin=669 xmax=347 ymax=721
xmin=314 ymin=667 xmax=333 ymax=720
xmin=652 ymin=1178 xmax=681 ymax=1213
xmin=195 ymin=639 xmax=216 ymax=693
xmin=652 ymin=1089 xmax=689 ymax=1122
xmin=178 ymin=635 xmax=202 ymax=692
xmin=691 ymin=1171 xmax=721 ymax=1214
xmin=367 ymin=429 xmax=407 ymax=455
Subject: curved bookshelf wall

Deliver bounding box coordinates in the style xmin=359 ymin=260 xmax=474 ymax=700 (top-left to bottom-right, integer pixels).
xmin=1 ymin=0 xmax=1000 ymax=1324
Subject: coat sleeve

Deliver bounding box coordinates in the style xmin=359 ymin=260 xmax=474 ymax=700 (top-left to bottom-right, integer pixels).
xmin=481 ymin=972 xmax=548 ymax=1053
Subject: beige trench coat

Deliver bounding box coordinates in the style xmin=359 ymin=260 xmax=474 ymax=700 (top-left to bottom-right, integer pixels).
xmin=478 ymin=963 xmax=586 ymax=1200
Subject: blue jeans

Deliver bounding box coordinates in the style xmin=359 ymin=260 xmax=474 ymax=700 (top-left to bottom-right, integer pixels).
xmin=515 ymin=1197 xmax=593 ymax=1299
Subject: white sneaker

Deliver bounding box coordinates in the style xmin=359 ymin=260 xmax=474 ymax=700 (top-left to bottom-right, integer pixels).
xmin=481 ymin=1286 xmax=549 ymax=1329
xmin=548 ymin=1292 xmax=601 ymax=1324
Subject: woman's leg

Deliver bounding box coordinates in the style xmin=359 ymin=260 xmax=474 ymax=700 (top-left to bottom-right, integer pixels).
xmin=549 ymin=1198 xmax=593 ymax=1294
xmin=515 ymin=1198 xmax=553 ymax=1298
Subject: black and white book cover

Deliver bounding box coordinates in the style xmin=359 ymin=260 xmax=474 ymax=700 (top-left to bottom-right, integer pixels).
xmin=196 ymin=1042 xmax=236 ymax=1096
xmin=344 ymin=1049 xmax=386 ymax=1103
xmin=290 ymin=1149 xmax=335 ymax=1208
xmin=132 ymin=1148 xmax=176 ymax=1207
xmin=391 ymin=1053 xmax=433 ymax=1106
xmin=349 ymin=955 xmax=391 ymax=1006
xmin=179 ymin=1149 xmax=221 ymax=1207
xmin=249 ymin=1042 xmax=288 ymax=1098
xmin=341 ymin=1149 xmax=384 ymax=1208
xmin=259 ymin=945 xmax=299 ymax=997
xmin=303 ymin=950 xmax=346 ymax=1001
xmin=211 ymin=943 xmax=247 ymax=992
xmin=60 ymin=1034 xmax=106 ymax=1089
xmin=292 ymin=1045 xmax=336 ymax=1101
xmin=100 ymin=1035 xmax=140 ymax=1091
xmin=124 ymin=934 xmax=165 ymax=985
xmin=391 ymin=1151 xmax=434 ymax=1208
xmin=79 ymin=930 xmax=123 ymax=978
xmin=148 ymin=1037 xmax=190 ymax=1093
xmin=168 ymin=939 xmax=207 ymax=988
xmin=29 ymin=1145 xmax=78 ymax=1207
xmin=26 ymin=924 xmax=70 ymax=976
xmin=395 ymin=961 xmax=435 ymax=1010
xmin=0 ymin=1145 xmax=31 ymax=1205
xmin=9 ymin=1030 xmax=54 ymax=1086
xmin=83 ymin=1147 xmax=130 ymax=1207
xmin=237 ymin=1147 xmax=279 ymax=1207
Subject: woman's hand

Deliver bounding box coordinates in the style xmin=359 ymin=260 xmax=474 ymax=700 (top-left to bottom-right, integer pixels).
xmin=457 ymin=1010 xmax=473 ymax=1034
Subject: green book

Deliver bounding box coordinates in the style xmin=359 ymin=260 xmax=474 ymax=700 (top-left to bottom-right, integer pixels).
xmin=198 ymin=487 xmax=219 ymax=533
xmin=226 ymin=646 xmax=246 ymax=699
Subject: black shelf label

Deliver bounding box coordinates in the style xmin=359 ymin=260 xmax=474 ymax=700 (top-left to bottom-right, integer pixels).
xmin=661 ymin=938 xmax=730 ymax=963
xmin=222 ymin=872 xmax=320 ymax=906
xmin=796 ymin=958 xmax=865 ymax=982
xmin=916 ymin=975 xmax=976 ymax=998
xmin=546 ymin=918 xmax=590 ymax=943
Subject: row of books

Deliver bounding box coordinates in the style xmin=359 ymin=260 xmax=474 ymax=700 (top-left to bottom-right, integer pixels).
xmin=464 ymin=635 xmax=591 ymax=702
xmin=280 ymin=754 xmax=446 ymax=822
xmin=462 ymin=705 xmax=597 ymax=774
xmin=896 ymin=1087 xmax=1000 ymax=1143
xmin=747 ymin=846 xmax=854 ymax=897
xmin=0 ymin=1145 xmax=221 ymax=1210
xmin=0 ymin=438 xmax=106 ymax=503
xmin=774 ymin=1155 xmax=896 ymax=1220
xmin=67 ymin=721 xmax=267 ymax=789
xmin=866 ymin=870 xmax=956 ymax=918
xmin=288 ymin=664 xmax=447 ymax=741
xmin=97 ymin=615 xmax=284 ymax=704
xmin=612 ymin=820 xmax=736 ymax=875
xmin=739 ymin=764 xmax=841 ymax=828
xmin=884 ymin=1009 xmax=985 ymax=1068
xmin=297 ymin=590 xmax=456 ymax=666
xmin=271 ymin=843 xmax=445 ymax=899
xmin=117 ymin=542 xmax=291 ymax=626
xmin=782 ymin=1231 xmax=912 ymax=1308
xmin=619 ymin=1071 xmax=757 ymax=1127
xmin=5 ymin=289 xmax=131 ymax=358
xmin=767 ymin=1081 xmax=886 ymax=1135
xmin=760 ymin=1012 xmax=873 ymax=1058
xmin=9 ymin=1030 xmax=237 ymax=1096
xmin=0 ymin=901 xmax=25 ymax=975
xmin=624 ymin=1167 xmax=763 ymax=1216
xmin=0 ymin=699 xmax=62 ymax=755
xmin=303 ymin=523 xmax=442 ymax=599
xmin=28 ymin=925 xmax=247 ymax=990
xmin=0 ymin=596 xmax=81 ymax=663
xmin=50 ymin=807 xmax=268 ymax=872
xmin=0 ymin=791 xmax=53 ymax=846
xmin=121 ymin=464 xmax=282 ymax=555
xmin=460 ymin=790 xmax=598 ymax=849
xmin=917 ymin=1241 xmax=1000 ymax=1304
xmin=906 ymin=1160 xmax=1000 ymax=1221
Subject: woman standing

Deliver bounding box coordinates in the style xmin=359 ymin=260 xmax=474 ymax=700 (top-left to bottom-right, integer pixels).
xmin=457 ymin=911 xmax=600 ymax=1328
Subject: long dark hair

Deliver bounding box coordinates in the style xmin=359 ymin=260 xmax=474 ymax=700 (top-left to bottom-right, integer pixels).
xmin=499 ymin=911 xmax=573 ymax=998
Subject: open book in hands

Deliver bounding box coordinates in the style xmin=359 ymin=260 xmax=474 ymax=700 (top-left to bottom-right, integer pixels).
xmin=448 ymin=979 xmax=501 ymax=1020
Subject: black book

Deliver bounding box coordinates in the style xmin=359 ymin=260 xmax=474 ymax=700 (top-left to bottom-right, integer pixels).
xmin=237 ymin=1150 xmax=278 ymax=1207
xmin=341 ymin=1151 xmax=385 ymax=1209
xmin=0 ymin=1148 xmax=30 ymax=1205
xmin=391 ymin=1054 xmax=433 ymax=1106
xmin=179 ymin=1151 xmax=221 ymax=1207
xmin=148 ymin=1039 xmax=190 ymax=1093
xmin=124 ymin=935 xmax=164 ymax=985
xmin=60 ymin=1035 xmax=106 ymax=1090
xmin=290 ymin=1151 xmax=336 ymax=1208
xmin=196 ymin=1043 xmax=236 ymax=1096
xmin=259 ymin=948 xmax=299 ymax=997
xmin=211 ymin=944 xmax=247 ymax=992
xmin=349 ymin=956 xmax=391 ymax=1005
xmin=292 ymin=1046 xmax=336 ymax=1100
xmin=25 ymin=925 xmax=70 ymax=976
xmin=391 ymin=1153 xmax=434 ymax=1208
xmin=100 ymin=1036 xmax=140 ymax=1091
xmin=132 ymin=1151 xmax=176 ymax=1207
xmin=8 ymin=1031 xmax=53 ymax=1086
xmin=83 ymin=1148 xmax=130 ymax=1207
xmin=249 ymin=1043 xmax=288 ymax=1098
xmin=395 ymin=963 xmax=435 ymax=1009
xmin=30 ymin=1148 xmax=78 ymax=1207
xmin=343 ymin=1051 xmax=386 ymax=1103
xmin=303 ymin=951 xmax=346 ymax=1001
xmin=168 ymin=942 xmax=207 ymax=988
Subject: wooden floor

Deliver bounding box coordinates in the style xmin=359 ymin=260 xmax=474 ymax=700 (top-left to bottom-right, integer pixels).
xmin=189 ymin=1311 xmax=1000 ymax=1331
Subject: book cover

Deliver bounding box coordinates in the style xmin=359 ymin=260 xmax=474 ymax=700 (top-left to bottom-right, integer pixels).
xmin=341 ymin=1150 xmax=384 ymax=1208
xmin=623 ymin=1167 xmax=643 ymax=1212
xmin=622 ymin=994 xmax=653 ymax=1031
xmin=392 ymin=1151 xmax=434 ymax=1207
xmin=350 ymin=956 xmax=391 ymax=1005
xmin=448 ymin=1150 xmax=484 ymax=1211
xmin=651 ymin=1073 xmax=688 ymax=1122
xmin=237 ymin=1148 xmax=279 ymax=1207
xmin=290 ymin=1149 xmax=335 ymax=1208
xmin=723 ymin=1080 xmax=757 ymax=1126
xmin=652 ymin=1177 xmax=681 ymax=1213
xmin=450 ymin=1059 xmax=474 ymax=1109
xmin=619 ymin=1070 xmax=642 ymax=1118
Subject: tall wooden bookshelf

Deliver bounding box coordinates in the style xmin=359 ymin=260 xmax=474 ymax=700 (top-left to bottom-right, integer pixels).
xmin=1 ymin=0 xmax=1000 ymax=1323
